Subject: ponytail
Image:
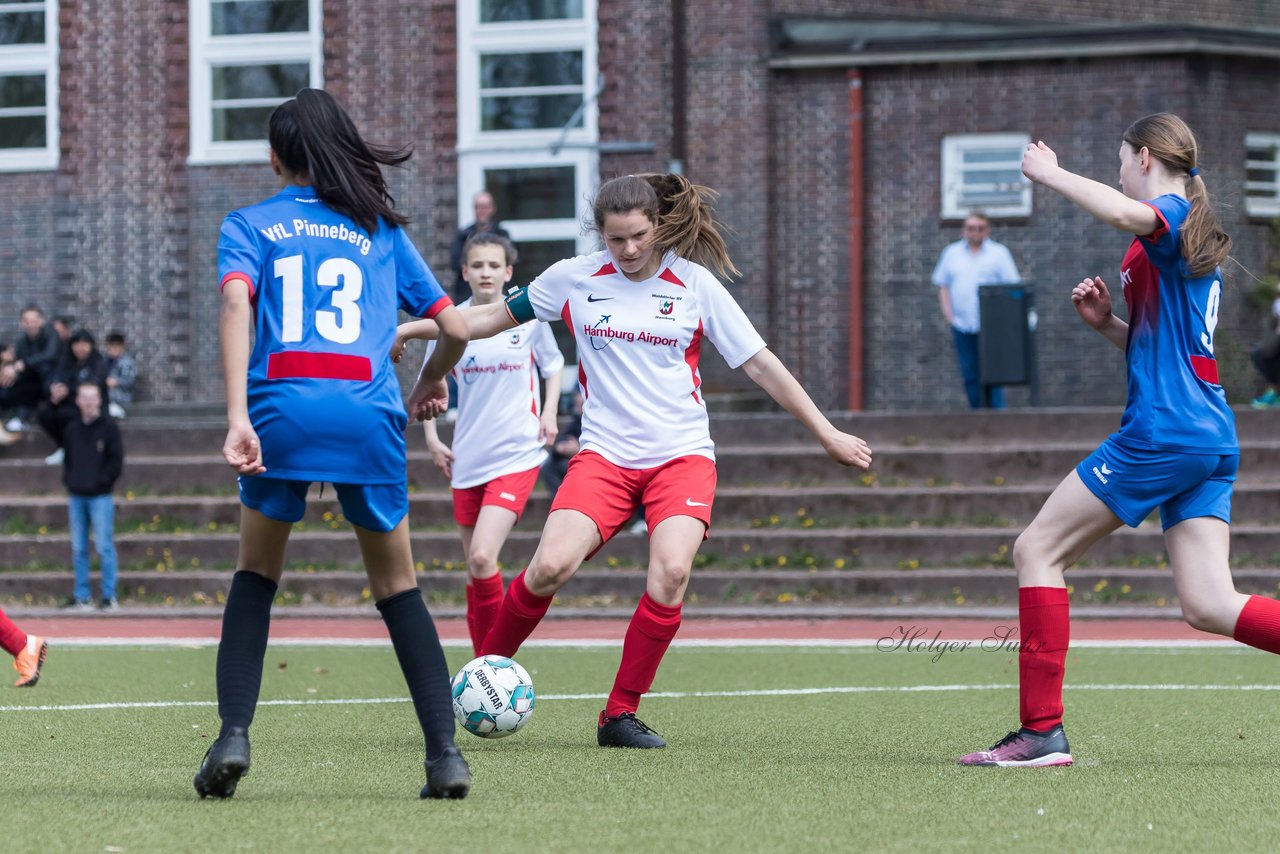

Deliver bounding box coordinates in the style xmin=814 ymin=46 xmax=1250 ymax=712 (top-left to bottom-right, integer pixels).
xmin=268 ymin=88 xmax=411 ymax=234
xmin=1180 ymin=173 xmax=1232 ymax=278
xmin=592 ymin=173 xmax=741 ymax=279
xmin=1122 ymin=113 xmax=1231 ymax=278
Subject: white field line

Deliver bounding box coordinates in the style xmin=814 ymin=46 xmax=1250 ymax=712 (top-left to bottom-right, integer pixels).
xmin=8 ymin=682 xmax=1280 ymax=714
xmin=33 ymin=637 xmax=1243 ymax=650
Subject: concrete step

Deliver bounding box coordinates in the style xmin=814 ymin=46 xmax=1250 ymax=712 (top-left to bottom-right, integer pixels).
xmin=7 ymin=441 xmax=1280 ymax=495
xmin=5 ymin=483 xmax=1280 ymax=530
xmin=3 ymin=406 xmax=1273 ymax=459
xmin=4 ymin=567 xmax=1276 ymax=609
xmin=5 ymin=525 xmax=1280 ymax=570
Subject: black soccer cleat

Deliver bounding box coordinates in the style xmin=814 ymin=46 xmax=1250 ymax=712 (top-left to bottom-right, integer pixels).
xmin=597 ymin=711 xmax=667 ymax=749
xmin=421 ymin=746 xmax=471 ymax=799
xmin=193 ymin=726 xmax=251 ymax=799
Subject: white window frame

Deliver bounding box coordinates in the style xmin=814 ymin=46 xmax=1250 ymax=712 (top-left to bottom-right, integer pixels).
xmin=456 ymin=0 xmax=598 ymax=154
xmin=0 ymin=0 xmax=58 ymax=172
xmin=459 ymin=148 xmax=598 ymax=256
xmin=456 ymin=0 xmax=599 ymax=264
xmin=941 ymin=132 xmax=1031 ymax=219
xmin=1245 ymin=132 xmax=1280 ymax=218
xmin=188 ymin=0 xmax=323 ymax=165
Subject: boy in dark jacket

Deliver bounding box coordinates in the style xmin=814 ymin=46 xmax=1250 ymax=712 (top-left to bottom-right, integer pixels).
xmin=62 ymin=383 xmax=124 ymax=611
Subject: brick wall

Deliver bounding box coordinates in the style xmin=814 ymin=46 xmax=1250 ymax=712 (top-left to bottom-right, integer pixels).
xmin=2 ymin=1 xmax=1277 ymax=412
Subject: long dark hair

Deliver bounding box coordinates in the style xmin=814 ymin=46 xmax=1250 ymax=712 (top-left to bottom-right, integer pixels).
xmin=1122 ymin=113 xmax=1231 ymax=278
xmin=268 ymin=88 xmax=412 ymax=234
xmin=591 ymin=174 xmax=740 ymax=279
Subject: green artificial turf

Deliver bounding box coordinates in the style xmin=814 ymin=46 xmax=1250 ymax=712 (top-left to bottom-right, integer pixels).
xmin=2 ymin=643 xmax=1280 ymax=852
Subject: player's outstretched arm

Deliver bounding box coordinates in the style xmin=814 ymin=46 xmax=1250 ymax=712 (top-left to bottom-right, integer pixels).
xmin=392 ymin=318 xmax=439 ymax=362
xmin=407 ymin=305 xmax=470 ymax=422
xmin=1022 ymin=141 xmax=1159 ymax=235
xmin=740 ymin=348 xmax=872 ymax=470
xmin=1072 ymin=276 xmax=1128 ymax=351
xmin=392 ymin=301 xmax=519 ymax=363
xmin=219 ymin=279 xmax=266 ymax=475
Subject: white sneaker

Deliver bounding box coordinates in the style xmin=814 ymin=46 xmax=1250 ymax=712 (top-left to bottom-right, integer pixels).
xmin=108 ymin=402 xmax=126 ymax=419
xmin=627 ymin=518 xmax=648 ymax=535
xmin=44 ymin=447 xmax=65 ymax=465
xmin=4 ymin=417 xmax=24 ymax=433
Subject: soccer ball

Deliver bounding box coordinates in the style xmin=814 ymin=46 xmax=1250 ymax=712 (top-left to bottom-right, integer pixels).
xmin=451 ymin=655 xmax=535 ymax=738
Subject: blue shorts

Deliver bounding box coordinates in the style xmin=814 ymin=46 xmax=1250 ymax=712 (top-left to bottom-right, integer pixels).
xmin=238 ymin=477 xmax=408 ymax=533
xmin=1076 ymin=438 xmax=1236 ymax=530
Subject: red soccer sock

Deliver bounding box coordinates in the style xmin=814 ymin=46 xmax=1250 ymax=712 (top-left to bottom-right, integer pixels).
xmin=605 ymin=593 xmax=682 ymax=718
xmin=1018 ymin=586 xmax=1070 ymax=732
xmin=465 ymin=573 xmax=506 ymax=657
xmin=1233 ymin=595 xmax=1280 ymax=655
xmin=479 ymin=569 xmax=553 ymax=657
xmin=0 ymin=608 xmax=27 ymax=657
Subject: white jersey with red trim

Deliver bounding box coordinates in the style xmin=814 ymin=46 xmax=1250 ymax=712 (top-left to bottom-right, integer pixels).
xmin=424 ymin=299 xmax=564 ymax=489
xmin=526 ymin=250 xmax=766 ymax=468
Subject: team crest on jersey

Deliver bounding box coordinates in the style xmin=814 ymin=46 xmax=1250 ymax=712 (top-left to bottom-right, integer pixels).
xmin=508 ymin=330 xmax=523 ymax=347
xmin=659 ymin=300 xmax=674 ymax=315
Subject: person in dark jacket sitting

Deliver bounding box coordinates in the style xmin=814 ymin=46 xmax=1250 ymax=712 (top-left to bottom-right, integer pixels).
xmin=38 ymin=328 xmax=111 ymax=465
xmin=61 ymin=383 xmax=124 ymax=611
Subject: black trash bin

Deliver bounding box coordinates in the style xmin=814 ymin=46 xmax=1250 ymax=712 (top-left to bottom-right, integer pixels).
xmin=978 ymin=283 xmax=1038 ymax=405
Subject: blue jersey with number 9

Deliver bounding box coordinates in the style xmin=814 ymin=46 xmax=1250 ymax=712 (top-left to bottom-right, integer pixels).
xmin=1115 ymin=193 xmax=1236 ymax=454
xmin=218 ymin=185 xmax=451 ymax=483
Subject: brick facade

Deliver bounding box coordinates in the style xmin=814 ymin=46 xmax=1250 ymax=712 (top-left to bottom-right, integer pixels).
xmin=1 ymin=1 xmax=1277 ymax=412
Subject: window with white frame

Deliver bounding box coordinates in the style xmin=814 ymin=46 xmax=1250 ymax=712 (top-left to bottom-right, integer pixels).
xmin=457 ymin=2 xmax=597 ymax=258
xmin=188 ymin=0 xmax=322 ymax=164
xmin=1246 ymin=132 xmax=1280 ymax=218
xmin=458 ymin=0 xmax=598 ymax=363
xmin=941 ymin=133 xmax=1031 ymax=219
xmin=0 ymin=0 xmax=58 ymax=172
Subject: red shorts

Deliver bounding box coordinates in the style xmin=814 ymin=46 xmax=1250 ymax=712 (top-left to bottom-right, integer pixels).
xmin=451 ymin=466 xmax=541 ymax=527
xmin=552 ymin=450 xmax=717 ymax=545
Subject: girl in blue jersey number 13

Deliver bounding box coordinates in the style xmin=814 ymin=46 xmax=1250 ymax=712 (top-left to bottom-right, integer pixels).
xmin=196 ymin=88 xmax=473 ymax=800
xmin=961 ymin=112 xmax=1280 ymax=768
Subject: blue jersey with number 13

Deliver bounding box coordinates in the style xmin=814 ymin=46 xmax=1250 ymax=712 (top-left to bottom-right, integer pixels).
xmin=218 ymin=185 xmax=451 ymax=484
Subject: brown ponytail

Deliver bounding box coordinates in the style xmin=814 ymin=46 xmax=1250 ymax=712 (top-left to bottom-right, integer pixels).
xmin=592 ymin=174 xmax=741 ymax=279
xmin=1122 ymin=113 xmax=1231 ymax=278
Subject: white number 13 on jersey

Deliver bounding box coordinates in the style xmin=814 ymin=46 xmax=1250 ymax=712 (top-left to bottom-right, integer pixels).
xmin=1201 ymin=279 xmax=1221 ymax=354
xmin=276 ymin=254 xmax=363 ymax=344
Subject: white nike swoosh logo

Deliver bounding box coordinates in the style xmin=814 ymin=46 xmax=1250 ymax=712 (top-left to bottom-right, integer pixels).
xmin=500 ymin=492 xmax=516 ymax=501
xmin=685 ymin=498 xmax=709 ymax=507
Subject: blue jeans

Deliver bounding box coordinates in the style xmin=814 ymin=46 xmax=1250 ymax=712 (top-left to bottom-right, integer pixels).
xmin=952 ymin=328 xmax=1005 ymax=409
xmin=69 ymin=493 xmax=117 ymax=602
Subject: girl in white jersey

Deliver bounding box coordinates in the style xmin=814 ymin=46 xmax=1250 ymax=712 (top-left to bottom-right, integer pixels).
xmin=396 ymin=173 xmax=872 ymax=748
xmin=419 ymin=234 xmax=563 ymax=654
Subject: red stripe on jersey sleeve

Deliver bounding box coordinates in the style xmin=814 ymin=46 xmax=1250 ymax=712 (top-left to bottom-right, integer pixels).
xmin=685 ymin=320 xmax=704 ymax=403
xmin=1138 ymin=201 xmax=1171 ymax=243
xmin=220 ymin=272 xmax=255 ymax=300
xmin=267 ymin=351 xmax=373 ymax=381
xmin=1190 ymin=355 xmax=1219 ymax=385
xmin=529 ymin=353 xmax=538 ymax=416
xmin=659 ymin=268 xmax=686 ymax=288
xmin=592 ymin=262 xmax=617 ymax=277
xmin=562 ymin=300 xmax=588 ymax=400
xmin=423 ymin=294 xmax=453 ymax=319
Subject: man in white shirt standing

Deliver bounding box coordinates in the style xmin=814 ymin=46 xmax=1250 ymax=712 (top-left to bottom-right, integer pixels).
xmin=932 ymin=211 xmax=1021 ymax=409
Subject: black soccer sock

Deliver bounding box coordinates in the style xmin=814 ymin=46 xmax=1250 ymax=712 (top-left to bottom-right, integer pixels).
xmin=377 ymin=588 xmax=457 ymax=761
xmin=216 ymin=570 xmax=278 ymax=738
